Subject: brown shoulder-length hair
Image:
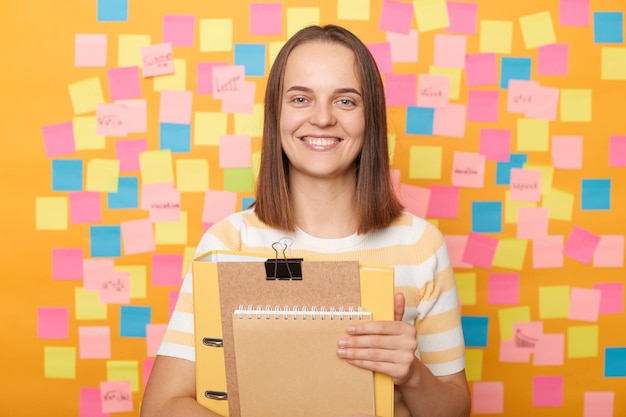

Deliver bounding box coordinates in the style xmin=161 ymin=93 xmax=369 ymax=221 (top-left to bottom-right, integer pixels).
xmin=253 ymin=24 xmax=403 ymax=234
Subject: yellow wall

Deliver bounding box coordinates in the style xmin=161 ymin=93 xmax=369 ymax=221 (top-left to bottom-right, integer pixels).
xmin=1 ymin=0 xmax=625 ymax=415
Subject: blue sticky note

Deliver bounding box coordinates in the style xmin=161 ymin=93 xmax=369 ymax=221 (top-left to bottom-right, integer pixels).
xmin=108 ymin=177 xmax=138 ymax=209
xmin=406 ymin=106 xmax=435 ymax=135
xmin=241 ymin=197 xmax=256 ymax=210
xmin=52 ymin=160 xmax=83 ymax=191
xmin=500 ymin=57 xmax=532 ymax=89
xmin=594 ymin=12 xmax=624 ymax=44
xmin=472 ymin=201 xmax=502 ymax=233
xmin=605 ymin=347 xmax=626 ymax=377
xmin=90 ymin=225 xmax=121 ymax=258
xmin=495 ymin=153 xmax=528 ymax=185
xmin=160 ymin=123 xmax=191 ymax=153
xmin=582 ymin=179 xmax=611 ymax=210
xmin=461 ymin=316 xmax=489 ymax=347
xmin=120 ymin=306 xmax=152 ymax=338
xmin=97 ymin=0 xmax=128 ymax=22
xmin=234 ymin=44 xmax=267 ymax=77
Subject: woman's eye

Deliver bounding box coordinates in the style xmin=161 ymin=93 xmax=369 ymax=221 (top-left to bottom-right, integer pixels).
xmin=337 ymin=98 xmax=355 ymax=107
xmin=293 ymin=97 xmax=307 ymax=104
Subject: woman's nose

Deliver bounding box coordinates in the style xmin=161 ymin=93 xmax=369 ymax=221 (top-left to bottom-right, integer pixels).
xmin=309 ymin=102 xmax=337 ymax=127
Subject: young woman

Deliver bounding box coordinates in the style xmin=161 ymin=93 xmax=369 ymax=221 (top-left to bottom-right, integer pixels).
xmin=141 ymin=25 xmax=470 ymax=417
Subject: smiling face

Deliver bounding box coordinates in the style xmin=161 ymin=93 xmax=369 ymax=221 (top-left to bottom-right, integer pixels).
xmin=279 ymin=41 xmax=365 ymax=184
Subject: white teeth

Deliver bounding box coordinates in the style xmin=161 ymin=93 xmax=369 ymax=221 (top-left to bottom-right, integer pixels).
xmin=307 ymin=137 xmax=337 ymax=147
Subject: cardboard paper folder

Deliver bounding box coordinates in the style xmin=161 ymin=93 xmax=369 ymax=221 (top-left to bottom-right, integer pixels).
xmin=192 ymin=250 xmax=395 ymax=417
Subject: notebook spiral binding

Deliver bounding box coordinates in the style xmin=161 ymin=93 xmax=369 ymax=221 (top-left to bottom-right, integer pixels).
xmin=234 ymin=305 xmax=369 ymax=321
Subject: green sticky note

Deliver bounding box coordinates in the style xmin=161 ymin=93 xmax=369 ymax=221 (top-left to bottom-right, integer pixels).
xmin=539 ymin=286 xmax=570 ymax=319
xmin=224 ymin=168 xmax=255 ymax=192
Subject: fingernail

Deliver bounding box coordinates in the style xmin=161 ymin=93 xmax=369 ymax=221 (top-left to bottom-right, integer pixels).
xmin=337 ymin=348 xmax=346 ymax=356
xmin=337 ymin=338 xmax=347 ymax=348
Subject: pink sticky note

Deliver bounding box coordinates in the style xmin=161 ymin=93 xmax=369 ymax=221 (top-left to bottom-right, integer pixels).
xmin=472 ymin=382 xmax=504 ymax=414
xmin=116 ymin=139 xmax=147 ymax=173
xmin=219 ymin=135 xmax=252 ymax=168
xmin=146 ymin=324 xmax=168 ymax=357
xmin=584 ymin=392 xmax=614 ymax=417
xmin=533 ymin=333 xmax=565 ymax=366
xmin=78 ymin=326 xmax=111 ymax=359
xmin=433 ymin=104 xmax=466 ymax=138
xmin=143 ymin=358 xmax=155 ymax=388
xmin=609 ymin=135 xmax=626 ymax=167
xmin=446 ymin=2 xmax=478 ymax=34
xmin=38 ymin=307 xmax=69 ymax=339
xmin=564 ymin=226 xmax=601 ymax=265
xmin=152 ymin=254 xmax=184 ymax=286
xmin=121 ymin=219 xmax=156 ymax=255
xmin=141 ymin=43 xmax=174 ymax=77
xmin=488 ymin=273 xmax=520 ymax=305
xmin=141 ymin=183 xmax=181 ymax=222
xmin=69 ymin=192 xmax=102 ymax=224
xmin=465 ymin=53 xmax=497 ymax=86
xmin=509 ymin=168 xmax=541 ymax=202
xmin=594 ymin=282 xmax=624 ymax=314
xmin=384 ymin=73 xmax=417 ymax=107
xmin=100 ymin=270 xmax=131 ymax=304
xmin=552 ymin=135 xmax=583 ymax=169
xmin=79 ymin=387 xmax=108 ymax=417
xmin=569 ymin=287 xmax=601 ymax=322
xmin=42 ymin=122 xmax=76 ymax=158
xmin=513 ymin=322 xmax=544 ymax=352
xmin=96 ymin=103 xmax=129 ymax=137
xmin=83 ymin=259 xmax=116 ymax=291
xmin=533 ymin=376 xmax=564 ymax=407
xmin=433 ymin=34 xmax=467 ymax=68
xmin=367 ymin=42 xmax=393 ymax=75
xmin=379 ymin=0 xmax=413 ymax=34
xmin=538 ymin=43 xmax=569 ymax=76
xmin=500 ymin=339 xmax=531 ymax=363
xmin=593 ymin=235 xmax=625 ymax=267
xmin=159 ymin=90 xmax=193 ymax=124
xmin=108 ymin=66 xmax=142 ymax=101
xmin=507 ymin=80 xmax=540 ymax=114
xmin=197 ymin=62 xmax=228 ymax=95
xmin=221 ymin=80 xmax=256 ymax=114
xmin=517 ymin=207 xmax=549 ymax=240
xmin=101 ymin=380 xmax=133 ymax=413
xmin=386 ymin=30 xmax=418 ymax=63
xmin=426 ymin=186 xmax=460 ymax=218
xmin=398 ymin=184 xmax=430 ymax=218
xmin=250 ymin=3 xmax=282 ymax=35
xmin=462 ymin=233 xmax=498 ymax=269
xmin=451 ymin=152 xmax=485 ymax=188
xmin=479 ymin=129 xmax=511 ymax=162
xmin=417 ymin=74 xmax=449 ymax=107
xmin=202 ymin=190 xmax=238 ymax=224
xmin=467 ymin=90 xmax=499 ymax=122
xmin=444 ymin=235 xmax=473 ymax=269
xmin=52 ymin=248 xmax=84 ymax=280
xmin=213 ymin=65 xmax=246 ymax=98
xmin=163 ymin=15 xmax=195 ymax=47
xmin=560 ymin=0 xmax=590 ymax=27
xmin=75 ymin=34 xmax=107 ymax=67
xmin=115 ymin=99 xmax=147 ymax=133
xmin=533 ymin=236 xmax=564 ymax=268
xmin=525 ymin=86 xmax=559 ymax=121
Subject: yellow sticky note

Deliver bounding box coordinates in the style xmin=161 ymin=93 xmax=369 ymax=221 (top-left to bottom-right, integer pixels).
xmin=118 ymin=34 xmax=151 ymax=67
xmin=73 ymin=116 xmax=105 ymax=150
xmin=409 ymin=146 xmax=442 ymax=179
xmin=542 ymin=188 xmax=574 ymax=221
xmin=480 ymin=20 xmax=513 ymax=54
xmin=86 ymin=159 xmax=120 ymax=193
xmin=429 ymin=66 xmax=462 ymax=100
xmin=200 ymin=19 xmax=232 ymax=52
xmin=252 ymin=150 xmax=262 ymax=179
xmin=338 ymin=0 xmax=371 ymax=21
xmin=194 ymin=112 xmax=228 ymax=146
xmin=524 ymin=164 xmax=554 ymax=196
xmin=176 ymin=159 xmax=209 ymax=192
xmin=455 ymin=272 xmax=477 ymax=306
xmin=465 ymin=349 xmax=483 ymax=381
xmin=504 ymin=191 xmax=537 ymax=224
xmin=539 ymin=286 xmax=570 ymax=319
xmin=68 ymin=77 xmax=104 ymax=115
xmin=560 ymin=89 xmax=592 ymax=122
xmin=567 ymin=326 xmax=599 ymax=358
xmin=181 ymin=246 xmax=196 ymax=278
xmin=413 ymin=0 xmax=450 ymax=33
xmin=498 ymin=306 xmax=531 ymax=340
xmin=517 ymin=118 xmax=550 ymax=152
xmin=36 ymin=197 xmax=68 ymax=230
xmin=115 ymin=265 xmax=147 ymax=299
xmin=234 ymin=104 xmax=264 ymax=137
xmin=492 ymin=239 xmax=528 ymax=270
xmin=601 ymin=47 xmax=626 ymax=80
xmin=154 ymin=58 xmax=186 ymax=91
xmin=75 ymin=287 xmax=107 ymax=320
xmin=269 ymin=41 xmax=286 ymax=68
xmin=155 ymin=211 xmax=188 ymax=245
xmin=519 ymin=11 xmax=556 ymax=49
xmin=44 ymin=347 xmax=76 ymax=379
xmin=287 ymin=7 xmax=321 ymax=37
xmin=107 ymin=360 xmax=140 ymax=392
xmin=139 ymin=149 xmax=174 ymax=184
xmin=388 ymin=132 xmax=397 ymax=164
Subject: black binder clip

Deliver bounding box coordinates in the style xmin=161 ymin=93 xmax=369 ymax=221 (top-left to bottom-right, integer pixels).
xmin=265 ymin=241 xmax=303 ymax=280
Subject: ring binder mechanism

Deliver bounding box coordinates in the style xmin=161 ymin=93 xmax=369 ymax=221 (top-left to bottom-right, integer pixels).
xmin=205 ymin=390 xmax=228 ymax=401
xmin=202 ymin=337 xmax=224 ymax=348
xmin=265 ymin=241 xmax=303 ymax=280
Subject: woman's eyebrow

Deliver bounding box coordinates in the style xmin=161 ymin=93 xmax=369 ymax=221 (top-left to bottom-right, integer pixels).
xmin=285 ymin=85 xmax=362 ymax=96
